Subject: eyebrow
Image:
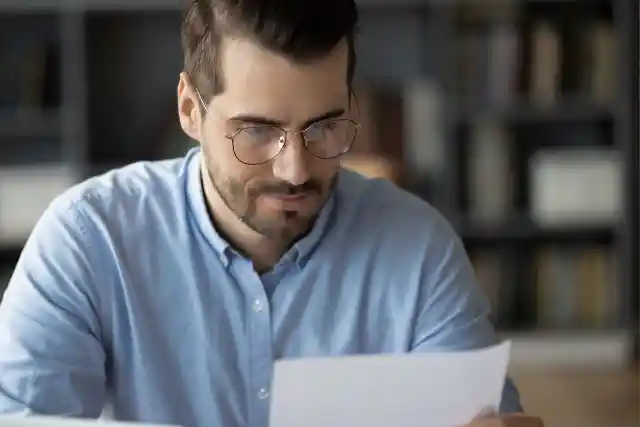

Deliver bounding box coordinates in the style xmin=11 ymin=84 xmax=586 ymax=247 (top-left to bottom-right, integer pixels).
xmin=229 ymin=108 xmax=346 ymax=129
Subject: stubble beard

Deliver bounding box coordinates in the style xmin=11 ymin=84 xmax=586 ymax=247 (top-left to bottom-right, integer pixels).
xmin=206 ymin=164 xmax=321 ymax=244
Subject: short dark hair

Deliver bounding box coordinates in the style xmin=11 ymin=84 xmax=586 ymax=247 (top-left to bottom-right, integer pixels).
xmin=181 ymin=0 xmax=359 ymax=103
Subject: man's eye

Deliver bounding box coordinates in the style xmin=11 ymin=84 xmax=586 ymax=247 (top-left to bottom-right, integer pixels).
xmin=244 ymin=127 xmax=276 ymax=137
xmin=313 ymin=121 xmax=337 ymax=132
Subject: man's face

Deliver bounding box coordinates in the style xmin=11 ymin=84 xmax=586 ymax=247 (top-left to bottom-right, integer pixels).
xmin=199 ymin=37 xmax=351 ymax=242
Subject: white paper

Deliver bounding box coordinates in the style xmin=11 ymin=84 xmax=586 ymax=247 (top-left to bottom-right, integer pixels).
xmin=269 ymin=341 xmax=512 ymax=427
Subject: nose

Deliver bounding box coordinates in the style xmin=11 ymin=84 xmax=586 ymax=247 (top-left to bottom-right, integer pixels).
xmin=271 ymin=133 xmax=311 ymax=186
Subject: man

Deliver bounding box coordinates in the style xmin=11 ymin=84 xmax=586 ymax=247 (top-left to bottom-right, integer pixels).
xmin=0 ymin=1 xmax=543 ymax=426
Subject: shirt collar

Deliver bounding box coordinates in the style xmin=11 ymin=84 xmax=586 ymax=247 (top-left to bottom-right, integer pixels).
xmin=289 ymin=184 xmax=336 ymax=267
xmin=185 ymin=148 xmax=231 ymax=264
xmin=184 ymin=147 xmax=337 ymax=268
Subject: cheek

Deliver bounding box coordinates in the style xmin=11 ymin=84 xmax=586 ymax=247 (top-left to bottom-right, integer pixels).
xmin=201 ymin=126 xmax=232 ymax=159
xmin=202 ymin=131 xmax=243 ymax=175
xmin=239 ymin=164 xmax=275 ymax=192
xmin=310 ymin=158 xmax=341 ymax=182
xmin=201 ymin=136 xmax=255 ymax=190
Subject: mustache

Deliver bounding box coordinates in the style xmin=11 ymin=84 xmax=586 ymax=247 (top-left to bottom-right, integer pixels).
xmin=253 ymin=180 xmax=322 ymax=196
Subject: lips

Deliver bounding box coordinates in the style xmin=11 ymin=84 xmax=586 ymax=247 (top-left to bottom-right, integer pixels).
xmin=270 ymin=193 xmax=308 ymax=202
xmin=262 ymin=192 xmax=313 ymax=209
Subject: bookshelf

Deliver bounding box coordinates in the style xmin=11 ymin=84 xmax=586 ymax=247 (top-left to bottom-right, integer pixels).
xmin=0 ymin=0 xmax=637 ymax=367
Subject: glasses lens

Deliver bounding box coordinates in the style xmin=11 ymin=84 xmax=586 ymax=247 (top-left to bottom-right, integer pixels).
xmin=304 ymin=119 xmax=358 ymax=159
xmin=233 ymin=126 xmax=286 ymax=164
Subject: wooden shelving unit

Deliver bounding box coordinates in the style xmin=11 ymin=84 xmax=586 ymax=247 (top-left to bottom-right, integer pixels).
xmin=0 ymin=0 xmax=637 ymax=367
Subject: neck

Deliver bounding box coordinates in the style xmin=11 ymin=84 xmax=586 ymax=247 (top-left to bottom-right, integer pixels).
xmin=200 ymin=161 xmax=287 ymax=273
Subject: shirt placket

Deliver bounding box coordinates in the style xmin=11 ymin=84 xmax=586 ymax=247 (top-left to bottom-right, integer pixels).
xmin=233 ymin=259 xmax=273 ymax=427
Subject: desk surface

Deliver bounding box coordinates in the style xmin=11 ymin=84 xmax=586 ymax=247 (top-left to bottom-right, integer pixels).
xmin=510 ymin=366 xmax=639 ymax=427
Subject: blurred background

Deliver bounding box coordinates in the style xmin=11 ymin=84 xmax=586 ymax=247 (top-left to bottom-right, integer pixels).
xmin=0 ymin=0 xmax=638 ymax=426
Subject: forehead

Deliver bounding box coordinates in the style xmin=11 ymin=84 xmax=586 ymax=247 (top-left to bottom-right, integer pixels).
xmin=212 ymin=36 xmax=350 ymax=122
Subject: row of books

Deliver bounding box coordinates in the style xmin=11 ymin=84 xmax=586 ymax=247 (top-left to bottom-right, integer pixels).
xmin=471 ymin=244 xmax=620 ymax=330
xmin=0 ymin=18 xmax=617 ymax=111
xmin=346 ymin=82 xmax=621 ymax=228
xmin=454 ymin=16 xmax=617 ymax=105
xmin=0 ymin=37 xmax=60 ymax=112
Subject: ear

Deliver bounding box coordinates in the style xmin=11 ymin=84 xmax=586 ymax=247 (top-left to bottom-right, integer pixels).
xmin=177 ymin=72 xmax=201 ymax=141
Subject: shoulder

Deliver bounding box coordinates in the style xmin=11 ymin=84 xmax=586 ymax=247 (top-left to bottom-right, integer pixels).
xmin=19 ymin=154 xmax=193 ymax=269
xmin=51 ymin=155 xmax=190 ymax=228
xmin=335 ymin=168 xmax=459 ymax=251
xmin=333 ymin=168 xmax=472 ymax=287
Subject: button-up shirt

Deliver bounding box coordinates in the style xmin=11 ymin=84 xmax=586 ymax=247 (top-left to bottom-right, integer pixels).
xmin=0 ymin=148 xmax=522 ymax=427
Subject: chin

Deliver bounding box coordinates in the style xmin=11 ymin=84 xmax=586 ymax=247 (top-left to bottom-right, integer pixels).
xmin=255 ymin=209 xmax=313 ymax=237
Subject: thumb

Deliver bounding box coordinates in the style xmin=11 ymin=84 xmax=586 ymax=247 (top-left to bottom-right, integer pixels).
xmin=475 ymin=406 xmax=499 ymax=419
xmin=461 ymin=406 xmax=499 ymax=426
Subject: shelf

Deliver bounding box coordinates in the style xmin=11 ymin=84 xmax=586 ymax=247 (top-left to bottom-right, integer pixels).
xmin=454 ymin=98 xmax=614 ymax=124
xmin=0 ymin=109 xmax=62 ymax=139
xmin=0 ymin=0 xmax=60 ymax=12
xmin=79 ymin=0 xmax=186 ymax=11
xmin=0 ymin=0 xmax=181 ymax=12
xmin=458 ymin=215 xmax=616 ymax=243
xmin=501 ymin=330 xmax=634 ymax=369
xmin=0 ymin=0 xmax=635 ymax=366
xmin=356 ymin=0 xmax=448 ymax=7
xmin=0 ymin=0 xmax=448 ymax=12
xmin=0 ymin=0 xmax=601 ymax=12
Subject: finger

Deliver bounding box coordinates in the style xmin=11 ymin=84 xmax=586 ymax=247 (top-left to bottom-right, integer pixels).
xmin=462 ymin=407 xmax=500 ymax=427
xmin=475 ymin=406 xmax=499 ymax=419
xmin=464 ymin=418 xmax=503 ymax=427
xmin=503 ymin=413 xmax=545 ymax=427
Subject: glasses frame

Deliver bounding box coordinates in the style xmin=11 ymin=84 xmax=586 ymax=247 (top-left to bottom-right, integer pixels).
xmin=195 ymin=88 xmax=360 ymax=166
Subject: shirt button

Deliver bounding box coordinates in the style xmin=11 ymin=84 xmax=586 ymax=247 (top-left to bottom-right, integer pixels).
xmin=252 ymin=299 xmax=263 ymax=312
xmin=257 ymin=388 xmax=269 ymax=400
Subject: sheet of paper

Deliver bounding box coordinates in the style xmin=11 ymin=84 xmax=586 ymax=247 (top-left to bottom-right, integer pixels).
xmin=269 ymin=340 xmax=512 ymax=427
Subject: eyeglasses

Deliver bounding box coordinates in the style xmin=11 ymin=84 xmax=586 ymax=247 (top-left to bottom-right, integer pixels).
xmin=195 ymin=89 xmax=360 ymax=165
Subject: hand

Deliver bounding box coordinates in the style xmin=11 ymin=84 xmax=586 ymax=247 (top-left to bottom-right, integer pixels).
xmin=464 ymin=413 xmax=544 ymax=427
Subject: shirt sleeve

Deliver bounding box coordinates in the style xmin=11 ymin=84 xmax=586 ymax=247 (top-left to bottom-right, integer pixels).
xmin=410 ymin=216 xmax=523 ymax=414
xmin=0 ymin=195 xmax=106 ymax=417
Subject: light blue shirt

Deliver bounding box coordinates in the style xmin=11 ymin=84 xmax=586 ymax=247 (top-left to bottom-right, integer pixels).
xmin=0 ymin=147 xmax=522 ymax=426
